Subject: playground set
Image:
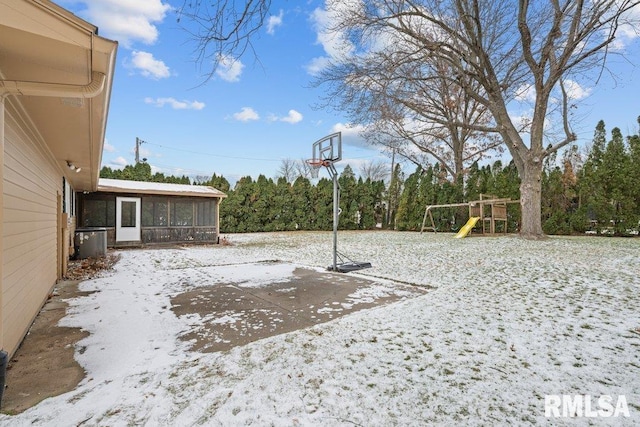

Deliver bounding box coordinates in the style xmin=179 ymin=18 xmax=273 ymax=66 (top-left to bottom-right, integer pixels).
xmin=420 ymin=194 xmax=520 ymax=238
xmin=307 ymin=132 xmax=372 ymax=273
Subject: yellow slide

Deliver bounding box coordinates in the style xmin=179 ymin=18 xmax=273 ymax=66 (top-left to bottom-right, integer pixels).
xmin=454 ymin=216 xmax=480 ymax=239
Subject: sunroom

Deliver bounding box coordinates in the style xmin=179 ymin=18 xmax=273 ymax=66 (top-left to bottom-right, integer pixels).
xmin=78 ymin=178 xmax=226 ymax=247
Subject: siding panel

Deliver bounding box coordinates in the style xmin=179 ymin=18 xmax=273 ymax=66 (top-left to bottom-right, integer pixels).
xmin=3 ymin=106 xmax=61 ymax=356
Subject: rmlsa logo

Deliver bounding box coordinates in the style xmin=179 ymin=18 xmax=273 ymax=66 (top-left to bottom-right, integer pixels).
xmin=545 ymin=395 xmax=630 ymax=418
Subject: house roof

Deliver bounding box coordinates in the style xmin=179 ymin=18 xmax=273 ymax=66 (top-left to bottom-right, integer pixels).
xmin=0 ymin=0 xmax=118 ymax=191
xmin=98 ymin=179 xmax=227 ymax=198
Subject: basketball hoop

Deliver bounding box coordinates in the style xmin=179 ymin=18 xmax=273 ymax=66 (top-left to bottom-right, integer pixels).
xmin=306 ymin=159 xmax=329 ymax=179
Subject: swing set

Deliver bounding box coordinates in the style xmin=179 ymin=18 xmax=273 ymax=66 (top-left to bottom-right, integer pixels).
xmin=420 ymin=194 xmax=520 ymax=237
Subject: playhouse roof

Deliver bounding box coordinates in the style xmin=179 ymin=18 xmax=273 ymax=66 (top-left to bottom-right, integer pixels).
xmin=97 ymin=179 xmax=227 ymax=198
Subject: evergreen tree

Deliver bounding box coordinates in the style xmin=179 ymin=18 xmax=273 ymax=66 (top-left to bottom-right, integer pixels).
xmin=396 ymin=166 xmax=423 ymax=231
xmin=366 ymin=179 xmax=387 ymax=229
xmin=271 ymin=177 xmax=293 ymax=231
xmin=219 ymin=185 xmax=239 ymax=233
xmin=208 ymin=174 xmax=231 ymax=193
xmin=338 ymin=165 xmax=359 ymax=229
xmin=627 ymin=116 xmax=640 ymax=231
xmin=577 ymin=121 xmax=608 ymax=231
xmin=291 ymin=176 xmax=313 ymax=230
xmin=386 ymin=164 xmax=404 ymax=229
xmin=251 ymin=175 xmax=273 ymax=231
xmin=464 ymin=162 xmax=482 ymax=202
xmin=230 ymin=176 xmax=255 ymax=232
xmin=100 ymin=166 xmax=116 ymax=178
xmin=600 ymin=128 xmax=635 ymax=234
xmin=542 ymin=165 xmax=571 ymax=234
xmin=313 ymin=178 xmax=334 ymax=230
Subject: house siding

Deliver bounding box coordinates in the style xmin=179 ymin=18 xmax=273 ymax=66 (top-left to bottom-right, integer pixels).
xmin=2 ymin=101 xmax=61 ymax=356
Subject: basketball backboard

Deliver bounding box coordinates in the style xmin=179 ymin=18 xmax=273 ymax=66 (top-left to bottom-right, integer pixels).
xmin=311 ymin=132 xmax=342 ymax=163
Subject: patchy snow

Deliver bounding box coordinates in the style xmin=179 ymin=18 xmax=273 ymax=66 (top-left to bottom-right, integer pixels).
xmin=2 ymin=231 xmax=639 ymax=426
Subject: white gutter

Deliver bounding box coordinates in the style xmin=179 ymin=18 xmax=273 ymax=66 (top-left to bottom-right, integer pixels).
xmin=0 ymin=71 xmax=106 ymax=98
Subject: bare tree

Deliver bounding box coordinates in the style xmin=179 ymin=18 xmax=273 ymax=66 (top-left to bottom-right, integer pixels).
xmin=275 ymin=158 xmax=298 ymax=183
xmin=359 ymin=160 xmax=390 ymax=182
xmin=192 ymin=175 xmax=210 ymax=185
xmin=177 ymin=0 xmax=272 ymax=80
xmin=316 ymin=0 xmax=640 ymax=238
xmin=276 ymin=158 xmax=320 ymax=181
xmin=180 ymin=0 xmax=639 ymax=237
xmin=318 ymin=41 xmax=502 ymax=184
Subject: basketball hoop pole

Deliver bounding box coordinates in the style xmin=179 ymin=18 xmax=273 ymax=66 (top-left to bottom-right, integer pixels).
xmin=328 ymin=163 xmax=340 ymax=272
xmin=309 ymin=132 xmax=371 ymax=273
xmin=306 ymin=159 xmax=340 ymax=271
xmin=309 ymin=132 xmax=344 ymax=272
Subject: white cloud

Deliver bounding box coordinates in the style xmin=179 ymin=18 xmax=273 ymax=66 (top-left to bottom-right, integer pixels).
xmin=608 ymin=6 xmax=640 ymax=51
xmin=103 ymin=140 xmax=116 ymax=153
xmin=330 ymin=122 xmax=368 ymax=149
xmin=270 ymin=110 xmax=304 ymax=124
xmin=312 ymin=6 xmax=356 ymax=58
xmin=507 ymin=111 xmax=533 ymax=134
xmin=307 ymin=4 xmax=358 ymax=75
xmin=513 ymin=79 xmax=590 ymax=107
xmin=514 ymin=84 xmax=536 ymax=103
xmin=233 ymin=107 xmax=260 ymax=122
xmin=144 ymin=97 xmax=205 ymax=110
xmin=110 ymin=156 xmax=129 ymax=167
xmin=131 ymin=51 xmax=170 ymax=79
xmin=216 ymin=55 xmax=244 ymax=82
xmin=139 ymin=146 xmax=154 ymax=158
xmin=70 ymin=0 xmax=171 ymax=48
xmin=305 ymin=56 xmax=331 ymax=76
xmin=563 ymin=80 xmax=591 ymax=100
xmin=267 ymin=10 xmax=284 ymax=35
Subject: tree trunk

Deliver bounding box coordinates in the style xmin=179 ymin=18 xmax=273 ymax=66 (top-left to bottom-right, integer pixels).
xmin=519 ymin=160 xmax=545 ymax=239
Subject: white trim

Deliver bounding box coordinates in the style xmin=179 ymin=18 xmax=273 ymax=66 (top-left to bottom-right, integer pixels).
xmin=116 ymin=197 xmax=141 ymax=242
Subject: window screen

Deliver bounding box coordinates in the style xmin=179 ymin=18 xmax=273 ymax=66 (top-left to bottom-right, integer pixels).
xmin=170 ymin=200 xmax=193 ymax=226
xmin=142 ymin=198 xmax=168 ymax=226
xmin=82 ymin=198 xmax=115 ymax=227
xmin=196 ymin=200 xmax=215 ymax=226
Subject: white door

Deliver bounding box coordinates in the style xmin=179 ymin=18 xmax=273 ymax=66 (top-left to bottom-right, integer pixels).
xmin=116 ymin=197 xmax=141 ymax=242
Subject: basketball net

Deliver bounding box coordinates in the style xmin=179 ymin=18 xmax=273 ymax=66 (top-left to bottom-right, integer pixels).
xmin=306 ymin=159 xmax=329 ymax=179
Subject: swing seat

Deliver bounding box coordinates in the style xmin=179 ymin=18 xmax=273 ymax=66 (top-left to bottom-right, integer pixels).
xmin=328 ymin=261 xmax=372 ymax=273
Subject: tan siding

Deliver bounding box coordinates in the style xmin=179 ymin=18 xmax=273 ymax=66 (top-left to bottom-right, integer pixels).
xmin=3 ymin=106 xmax=60 ymax=356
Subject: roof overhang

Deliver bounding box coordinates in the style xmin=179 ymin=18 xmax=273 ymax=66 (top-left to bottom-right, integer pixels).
xmin=97 ymin=179 xmax=227 ymax=199
xmin=0 ymin=0 xmax=118 ymax=191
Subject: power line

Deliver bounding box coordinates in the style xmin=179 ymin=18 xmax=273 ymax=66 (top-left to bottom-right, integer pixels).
xmin=144 ymin=141 xmax=284 ymax=162
xmin=143 ymin=141 xmax=383 ymax=162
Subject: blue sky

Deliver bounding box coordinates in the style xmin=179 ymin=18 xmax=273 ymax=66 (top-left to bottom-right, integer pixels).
xmin=56 ymin=1 xmax=640 ymax=185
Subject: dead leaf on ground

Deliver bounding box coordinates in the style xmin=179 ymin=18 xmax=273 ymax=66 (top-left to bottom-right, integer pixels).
xmin=64 ymin=253 xmax=120 ymax=280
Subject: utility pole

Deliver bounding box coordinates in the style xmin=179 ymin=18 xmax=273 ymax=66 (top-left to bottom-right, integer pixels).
xmin=135 ymin=137 xmax=146 ymax=163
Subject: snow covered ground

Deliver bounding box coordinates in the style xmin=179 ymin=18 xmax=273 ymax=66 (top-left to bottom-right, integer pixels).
xmin=2 ymin=231 xmax=639 ymax=426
